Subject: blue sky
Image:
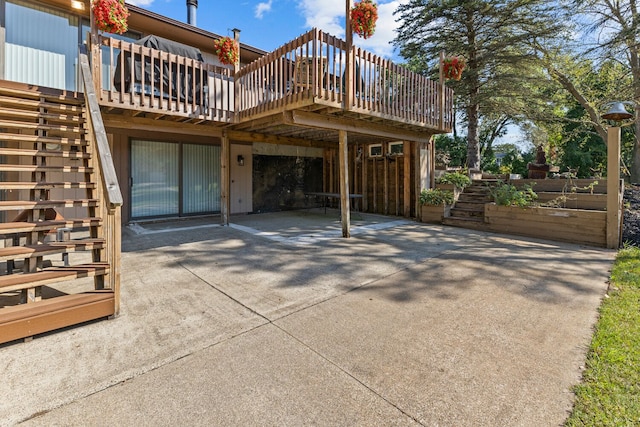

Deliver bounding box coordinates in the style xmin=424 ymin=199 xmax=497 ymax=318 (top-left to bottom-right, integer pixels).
xmin=128 ymin=0 xmax=408 ymax=60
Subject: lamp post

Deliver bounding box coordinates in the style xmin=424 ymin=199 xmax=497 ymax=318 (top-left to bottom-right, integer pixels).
xmin=601 ymin=102 xmax=633 ymax=249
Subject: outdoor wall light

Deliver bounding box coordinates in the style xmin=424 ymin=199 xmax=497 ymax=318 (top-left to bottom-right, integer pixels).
xmin=602 ymin=101 xmax=634 ymax=122
xmin=237 ymin=155 xmax=245 ymax=166
xmin=71 ymin=0 xmax=86 ymax=11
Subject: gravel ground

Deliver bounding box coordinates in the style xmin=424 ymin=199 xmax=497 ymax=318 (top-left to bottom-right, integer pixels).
xmin=623 ymin=185 xmax=640 ymax=246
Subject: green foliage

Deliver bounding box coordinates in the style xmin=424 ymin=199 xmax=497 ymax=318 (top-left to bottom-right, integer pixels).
xmin=434 ymin=134 xmax=467 ymax=168
xmin=394 ymin=0 xmax=564 ymax=170
xmin=436 ymin=172 xmax=471 ymax=189
xmin=566 ymin=246 xmax=640 ymax=425
xmin=419 ymin=188 xmax=455 ymax=206
xmin=489 ymin=181 xmax=538 ymax=207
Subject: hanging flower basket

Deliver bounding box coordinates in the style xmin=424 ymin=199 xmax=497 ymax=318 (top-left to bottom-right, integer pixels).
xmin=213 ymin=37 xmax=239 ymax=66
xmin=442 ymin=56 xmax=466 ymax=81
xmin=92 ymin=0 xmax=129 ymax=35
xmin=351 ymin=0 xmax=378 ymax=39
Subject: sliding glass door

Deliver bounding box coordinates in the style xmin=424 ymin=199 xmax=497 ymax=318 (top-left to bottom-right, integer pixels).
xmin=131 ymin=140 xmax=220 ymax=220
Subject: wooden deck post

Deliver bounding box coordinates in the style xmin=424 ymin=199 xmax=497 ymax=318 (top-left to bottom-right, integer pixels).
xmin=339 ymin=130 xmax=351 ymax=237
xmin=606 ymin=126 xmax=621 ymax=249
xmin=221 ymin=131 xmax=231 ymax=225
xmin=89 ymin=3 xmax=101 ymax=95
xmin=439 ymin=51 xmax=445 ymax=131
xmin=344 ymin=0 xmax=353 ymax=110
xmin=403 ymin=141 xmax=411 ymax=217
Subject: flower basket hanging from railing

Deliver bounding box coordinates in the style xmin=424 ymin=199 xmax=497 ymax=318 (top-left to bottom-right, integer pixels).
xmin=442 ymin=56 xmax=466 ymax=81
xmin=213 ymin=37 xmax=239 ymax=66
xmin=92 ymin=0 xmax=129 ymax=34
xmin=351 ymin=0 xmax=378 ymax=39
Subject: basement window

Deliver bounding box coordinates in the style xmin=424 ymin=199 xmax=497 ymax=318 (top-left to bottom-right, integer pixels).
xmin=368 ymin=144 xmax=383 ymax=158
xmin=388 ymin=142 xmax=404 ymax=156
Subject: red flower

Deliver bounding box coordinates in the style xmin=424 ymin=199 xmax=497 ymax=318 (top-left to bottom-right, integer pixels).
xmin=443 ymin=56 xmax=466 ymax=81
xmin=351 ymin=0 xmax=378 ymax=39
xmin=92 ymin=0 xmax=129 ymax=35
xmin=213 ymin=37 xmax=239 ymax=66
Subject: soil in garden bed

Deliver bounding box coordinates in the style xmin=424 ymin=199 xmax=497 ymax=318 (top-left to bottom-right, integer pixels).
xmin=623 ymin=184 xmax=640 ymax=247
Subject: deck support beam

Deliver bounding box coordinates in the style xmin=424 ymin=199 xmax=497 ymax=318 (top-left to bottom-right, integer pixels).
xmin=285 ymin=111 xmax=431 ymax=144
xmin=338 ymin=130 xmax=351 ymax=238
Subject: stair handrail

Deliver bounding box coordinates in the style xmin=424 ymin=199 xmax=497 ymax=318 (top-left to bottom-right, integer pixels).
xmin=78 ymin=45 xmax=123 ymax=207
xmin=79 ymin=44 xmax=123 ymax=314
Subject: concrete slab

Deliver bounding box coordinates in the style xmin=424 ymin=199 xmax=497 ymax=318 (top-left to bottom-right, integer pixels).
xmin=0 ymin=212 xmax=615 ymax=426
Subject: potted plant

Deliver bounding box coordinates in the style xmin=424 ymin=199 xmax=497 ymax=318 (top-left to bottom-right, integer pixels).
xmin=92 ymin=0 xmax=129 ymax=34
xmin=213 ymin=36 xmax=239 ymax=66
xmin=442 ymin=56 xmax=466 ymax=81
xmin=350 ymin=0 xmax=378 ymax=39
xmin=419 ymin=188 xmax=455 ymax=223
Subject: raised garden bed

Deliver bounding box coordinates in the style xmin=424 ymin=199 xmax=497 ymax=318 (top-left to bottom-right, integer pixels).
xmin=484 ymin=204 xmax=607 ymax=247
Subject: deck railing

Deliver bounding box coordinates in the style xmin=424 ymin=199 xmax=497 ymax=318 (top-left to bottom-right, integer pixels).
xmin=91 ymin=30 xmax=453 ymax=131
xmin=93 ymin=34 xmax=234 ymax=123
xmin=236 ymin=28 xmax=454 ymax=131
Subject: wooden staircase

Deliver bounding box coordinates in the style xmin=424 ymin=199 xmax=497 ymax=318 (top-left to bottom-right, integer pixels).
xmin=0 ymin=62 xmax=122 ymax=345
xmin=442 ymin=180 xmax=498 ymax=230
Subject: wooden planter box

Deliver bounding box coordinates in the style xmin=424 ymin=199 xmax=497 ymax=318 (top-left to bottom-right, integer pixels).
xmin=484 ymin=204 xmax=607 ymax=247
xmin=420 ymin=205 xmax=451 ymax=223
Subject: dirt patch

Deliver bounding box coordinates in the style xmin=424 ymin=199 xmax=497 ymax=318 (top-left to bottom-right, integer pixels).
xmin=623 ymin=185 xmax=640 ymax=246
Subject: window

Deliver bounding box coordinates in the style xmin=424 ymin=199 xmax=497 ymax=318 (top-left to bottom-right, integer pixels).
xmin=4 ymin=0 xmax=79 ymax=91
xmin=388 ymin=142 xmax=404 ymax=156
xmin=368 ymin=144 xmax=383 ymax=158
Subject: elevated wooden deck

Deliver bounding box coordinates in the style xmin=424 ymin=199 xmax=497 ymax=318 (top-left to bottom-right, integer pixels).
xmin=92 ymin=29 xmax=454 ymax=144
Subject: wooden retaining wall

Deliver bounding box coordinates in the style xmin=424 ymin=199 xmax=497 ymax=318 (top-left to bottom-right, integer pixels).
xmin=484 ymin=204 xmax=607 ymax=247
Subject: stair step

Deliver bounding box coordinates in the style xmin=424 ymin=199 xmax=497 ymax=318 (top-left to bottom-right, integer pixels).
xmin=0 ymin=182 xmax=95 ymax=190
xmin=0 ymin=164 xmax=92 ymax=173
xmin=0 ymin=199 xmax=99 ymax=211
xmin=450 ymin=208 xmax=484 ymax=218
xmin=0 ymin=107 xmax=82 ymax=124
xmin=0 ymin=147 xmax=90 ymax=159
xmin=454 ymin=201 xmax=487 ymax=210
xmin=0 ymin=239 xmax=105 ymax=262
xmin=442 ymin=216 xmax=488 ymax=230
xmin=0 ymin=290 xmax=114 ymax=344
xmin=0 ymin=218 xmax=102 ymax=235
xmin=0 ymin=263 xmax=109 ymax=293
xmin=0 ymin=119 xmax=83 ymax=134
xmin=0 ymin=86 xmax=84 ymax=106
xmin=0 ymin=94 xmax=83 ymax=113
xmin=0 ymin=133 xmax=85 ymax=146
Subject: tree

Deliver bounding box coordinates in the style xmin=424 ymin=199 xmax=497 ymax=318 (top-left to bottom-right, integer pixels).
xmin=394 ymin=0 xmax=563 ymax=170
xmin=564 ymin=0 xmax=640 ymax=182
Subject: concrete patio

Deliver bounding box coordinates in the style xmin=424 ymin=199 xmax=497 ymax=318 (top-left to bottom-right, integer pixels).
xmin=1 ymin=210 xmax=616 ymax=426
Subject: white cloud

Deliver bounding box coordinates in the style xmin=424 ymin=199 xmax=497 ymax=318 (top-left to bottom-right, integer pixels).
xmin=255 ymin=0 xmax=273 ymax=19
xmin=127 ymin=0 xmax=155 ymax=6
xmin=296 ymin=0 xmax=408 ymax=59
xmin=298 ymin=0 xmax=345 ymax=37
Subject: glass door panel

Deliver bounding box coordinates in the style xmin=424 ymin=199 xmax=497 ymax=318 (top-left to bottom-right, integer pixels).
xmin=182 ymin=144 xmax=220 ymax=214
xmin=131 ymin=140 xmax=179 ymax=219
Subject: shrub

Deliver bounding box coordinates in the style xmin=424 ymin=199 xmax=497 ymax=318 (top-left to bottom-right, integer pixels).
xmin=419 ymin=188 xmax=455 ymax=206
xmin=490 ymin=181 xmax=537 ymax=207
xmin=436 ymin=172 xmax=471 ymax=189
